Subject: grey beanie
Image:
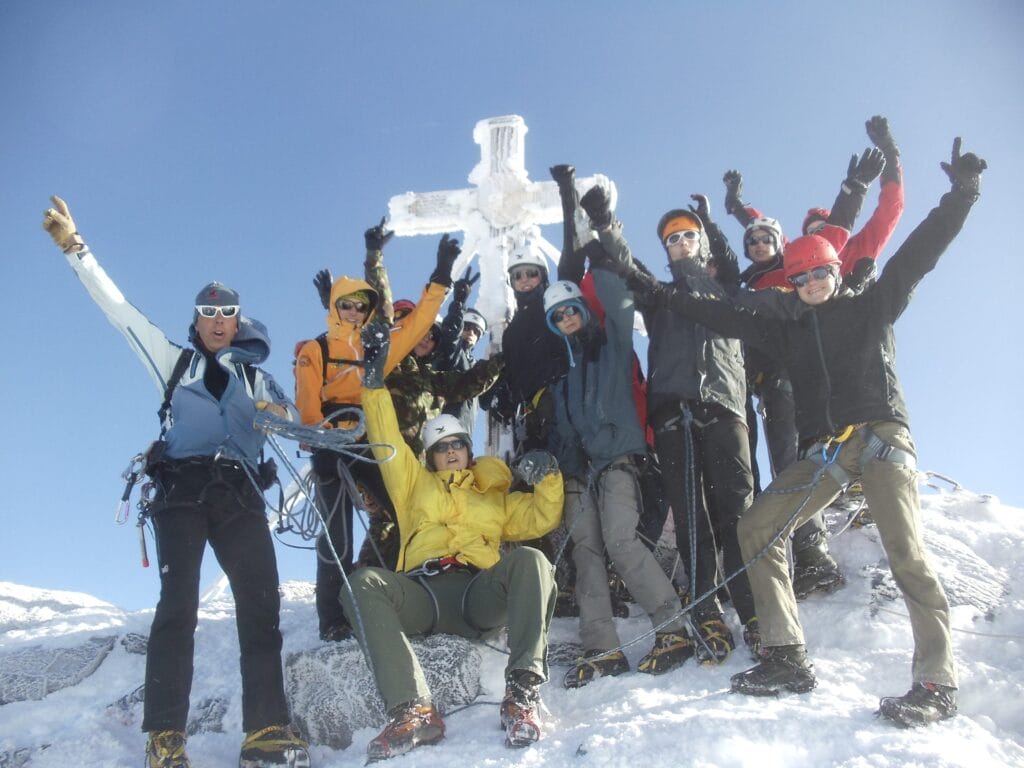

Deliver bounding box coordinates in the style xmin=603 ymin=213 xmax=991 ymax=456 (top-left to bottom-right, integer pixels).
xmin=194 ymin=281 xmax=240 ymax=307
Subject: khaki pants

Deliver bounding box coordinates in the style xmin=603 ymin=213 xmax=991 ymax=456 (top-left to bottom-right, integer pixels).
xmin=738 ymin=421 xmax=957 ymax=688
xmin=566 ymin=458 xmax=684 ymax=652
xmin=341 ymin=546 xmax=556 ymax=712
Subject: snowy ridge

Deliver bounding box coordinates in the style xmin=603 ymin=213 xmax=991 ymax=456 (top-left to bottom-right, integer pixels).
xmin=1 ymin=488 xmax=1023 ymax=767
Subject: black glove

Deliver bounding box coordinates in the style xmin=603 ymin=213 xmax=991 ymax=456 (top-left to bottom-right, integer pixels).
xmin=580 ymin=185 xmax=612 ymax=229
xmin=360 ymin=322 xmax=391 ymax=389
xmin=723 ymin=169 xmax=744 ymax=214
xmin=689 ymin=193 xmax=712 ymax=224
xmin=865 ymin=115 xmax=899 ymax=159
xmin=313 ymin=268 xmax=333 ymax=310
xmin=453 ymin=266 xmax=480 ymax=304
xmin=844 ymin=257 xmax=877 ymax=293
xmin=941 ymin=137 xmax=987 ymax=200
xmin=364 ymin=216 xmax=395 ymax=252
xmin=430 ymin=233 xmax=461 ymax=287
xmin=513 ymin=449 xmax=559 ymax=485
xmin=846 ymin=147 xmax=886 ymax=189
xmin=549 ymin=164 xmax=576 ymax=192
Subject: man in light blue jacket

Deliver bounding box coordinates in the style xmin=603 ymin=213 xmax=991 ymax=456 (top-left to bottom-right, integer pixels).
xmin=43 ymin=196 xmax=309 ymax=768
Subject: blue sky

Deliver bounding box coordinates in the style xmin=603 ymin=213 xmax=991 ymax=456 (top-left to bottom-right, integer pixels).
xmin=3 ymin=1 xmax=1022 ymax=610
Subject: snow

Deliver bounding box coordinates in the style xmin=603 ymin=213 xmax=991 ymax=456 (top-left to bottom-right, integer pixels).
xmin=2 ymin=486 xmax=1023 ymax=767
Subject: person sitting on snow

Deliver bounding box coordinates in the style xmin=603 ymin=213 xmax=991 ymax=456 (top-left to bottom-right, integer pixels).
xmin=592 ymin=138 xmax=985 ymax=727
xmin=341 ymin=321 xmax=563 ymax=762
xmin=42 ymin=197 xmax=310 ymax=767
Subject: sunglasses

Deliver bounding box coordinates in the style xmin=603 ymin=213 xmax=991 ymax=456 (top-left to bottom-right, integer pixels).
xmin=664 ymin=230 xmax=700 ymax=247
xmin=337 ymin=299 xmax=369 ymax=313
xmin=511 ymin=268 xmax=541 ymax=282
xmin=788 ymin=265 xmax=835 ymax=287
xmin=746 ymin=235 xmax=775 ymax=247
xmin=550 ymin=305 xmax=581 ymax=324
xmin=805 ymin=220 xmax=826 ymax=234
xmin=196 ymin=305 xmax=239 ymax=318
xmin=431 ymin=437 xmax=468 ymax=453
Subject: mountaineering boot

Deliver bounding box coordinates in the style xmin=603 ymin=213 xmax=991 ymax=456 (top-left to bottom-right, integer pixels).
xmin=145 ymin=730 xmax=191 ymax=768
xmin=563 ymin=649 xmax=630 ymax=688
xmin=318 ymin=620 xmax=353 ymax=642
xmin=694 ymin=615 xmax=735 ymax=665
xmin=500 ymin=670 xmax=544 ymax=748
xmin=792 ymin=546 xmax=845 ymax=601
xmin=742 ymin=617 xmax=763 ymax=660
xmin=637 ymin=631 xmax=694 ymax=675
xmin=730 ymin=644 xmax=817 ymax=696
xmin=239 ymin=724 xmax=310 ymax=767
xmin=365 ymin=702 xmax=445 ymax=763
xmin=878 ymin=682 xmax=958 ymax=728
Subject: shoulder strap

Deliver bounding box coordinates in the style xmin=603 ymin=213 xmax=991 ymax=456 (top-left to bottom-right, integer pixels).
xmin=316 ymin=332 xmax=364 ymax=386
xmin=158 ymin=348 xmax=195 ymax=434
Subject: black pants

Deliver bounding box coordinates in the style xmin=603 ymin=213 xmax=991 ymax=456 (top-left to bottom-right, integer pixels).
xmin=142 ymin=462 xmax=287 ymax=733
xmin=653 ymin=402 xmax=757 ymax=624
xmin=312 ymin=448 xmax=394 ymax=633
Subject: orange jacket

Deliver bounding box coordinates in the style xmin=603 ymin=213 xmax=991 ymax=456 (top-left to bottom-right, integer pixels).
xmin=294 ymin=275 xmax=446 ymax=425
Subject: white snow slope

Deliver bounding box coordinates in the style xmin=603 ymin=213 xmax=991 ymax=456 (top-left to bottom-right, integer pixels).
xmin=2 ymin=484 xmax=1023 ymax=768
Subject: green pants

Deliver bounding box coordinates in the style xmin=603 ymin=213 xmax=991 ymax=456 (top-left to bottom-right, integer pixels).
xmin=737 ymin=421 xmax=957 ymax=688
xmin=340 ymin=546 xmax=556 ymax=712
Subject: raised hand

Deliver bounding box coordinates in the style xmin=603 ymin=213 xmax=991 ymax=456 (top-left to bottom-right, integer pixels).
xmin=313 ymin=268 xmax=333 ymax=310
xmin=364 ymin=216 xmax=395 ymax=252
xmin=42 ymin=196 xmax=85 ymax=253
xmin=940 ymin=137 xmax=987 ymax=198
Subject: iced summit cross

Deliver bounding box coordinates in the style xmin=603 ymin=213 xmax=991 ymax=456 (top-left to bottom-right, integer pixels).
xmin=387 ymin=115 xmax=615 ymax=342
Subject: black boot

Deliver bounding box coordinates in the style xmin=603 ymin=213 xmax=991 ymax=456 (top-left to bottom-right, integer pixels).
xmin=878 ymin=682 xmax=957 ymax=727
xmin=501 ymin=670 xmax=544 ymax=747
xmin=730 ymin=644 xmax=817 ymax=696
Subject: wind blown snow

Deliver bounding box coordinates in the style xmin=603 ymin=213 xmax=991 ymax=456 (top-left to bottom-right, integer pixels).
xmin=2 ymin=485 xmax=1022 ymax=767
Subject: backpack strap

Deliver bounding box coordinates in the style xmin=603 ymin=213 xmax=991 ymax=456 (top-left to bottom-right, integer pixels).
xmin=158 ymin=348 xmax=195 ymax=436
xmin=316 ymin=332 xmax=364 ymax=386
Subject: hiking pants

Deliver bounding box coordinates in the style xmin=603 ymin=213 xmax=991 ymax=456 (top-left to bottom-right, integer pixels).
xmin=142 ymin=463 xmax=288 ymax=733
xmin=653 ymin=404 xmax=756 ymax=624
xmin=340 ymin=547 xmax=555 ymax=712
xmin=738 ymin=421 xmax=957 ymax=688
xmin=565 ymin=458 xmax=684 ymax=652
xmin=752 ymin=378 xmax=832 ymax=567
xmin=313 ymin=447 xmax=394 ymax=634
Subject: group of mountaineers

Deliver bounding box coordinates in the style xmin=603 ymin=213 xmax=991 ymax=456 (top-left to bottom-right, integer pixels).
xmin=41 ymin=114 xmax=987 ymax=767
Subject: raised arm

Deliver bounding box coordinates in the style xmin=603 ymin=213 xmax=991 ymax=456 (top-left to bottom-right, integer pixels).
xmin=43 ymin=196 xmax=182 ymax=392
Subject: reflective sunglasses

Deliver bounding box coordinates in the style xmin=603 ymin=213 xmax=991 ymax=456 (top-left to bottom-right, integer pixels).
xmin=511 ymin=267 xmax=541 ymax=282
xmin=196 ymin=304 xmax=239 ymax=318
xmin=337 ymin=299 xmax=369 ymax=313
xmin=788 ymin=265 xmax=835 ymax=288
xmin=805 ymin=220 xmax=826 ymax=235
xmin=746 ymin=234 xmax=775 ymax=247
xmin=550 ymin=305 xmax=581 ymax=324
xmin=664 ymin=229 xmax=700 ymax=247
xmin=431 ymin=437 xmax=468 ymax=453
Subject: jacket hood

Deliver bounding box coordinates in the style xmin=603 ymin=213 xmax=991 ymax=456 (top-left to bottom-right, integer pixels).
xmin=188 ymin=314 xmax=271 ymax=365
xmin=328 ymin=275 xmax=380 ymax=331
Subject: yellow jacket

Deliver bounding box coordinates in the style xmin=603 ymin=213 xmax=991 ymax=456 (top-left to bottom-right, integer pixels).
xmin=361 ymin=387 xmax=564 ymax=572
xmin=295 ymin=275 xmax=446 ymax=425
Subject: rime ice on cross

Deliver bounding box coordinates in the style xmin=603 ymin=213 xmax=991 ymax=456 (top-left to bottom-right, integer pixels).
xmin=387 ymin=115 xmax=616 ymax=346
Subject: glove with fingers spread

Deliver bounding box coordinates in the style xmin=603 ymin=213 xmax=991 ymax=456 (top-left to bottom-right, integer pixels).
xmin=689 ymin=193 xmax=712 ymax=224
xmin=845 ymin=147 xmax=886 ymax=190
xmin=364 ymin=216 xmax=395 ymax=252
xmin=42 ymin=195 xmax=85 ymax=254
xmin=360 ymin=322 xmax=391 ymax=389
xmin=941 ymin=137 xmax=987 ymax=200
xmin=722 ymin=169 xmax=744 ymax=215
xmin=453 ymin=266 xmax=480 ymax=305
xmin=313 ymin=268 xmax=333 ymax=310
xmin=580 ymin=185 xmax=613 ymax=230
xmin=430 ymin=233 xmax=460 ymax=287
xmin=513 ymin=449 xmax=559 ymax=486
